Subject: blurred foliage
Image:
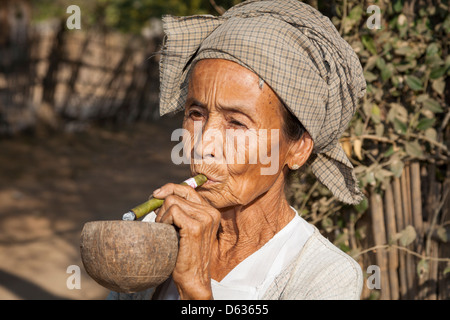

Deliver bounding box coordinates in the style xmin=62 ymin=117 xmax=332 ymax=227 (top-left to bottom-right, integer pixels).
xmin=285 ymin=0 xmax=450 ymax=287
xmin=309 ymin=1 xmax=447 ymax=217
xmin=340 ymin=0 xmax=449 ymax=187
xmin=31 ymin=0 xmax=242 ymax=33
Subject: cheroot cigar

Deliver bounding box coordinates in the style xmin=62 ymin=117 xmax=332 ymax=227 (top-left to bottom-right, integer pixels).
xmin=122 ymin=174 xmax=208 ymax=221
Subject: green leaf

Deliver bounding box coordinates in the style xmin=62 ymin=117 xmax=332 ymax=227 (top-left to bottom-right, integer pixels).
xmin=375 ymin=167 xmax=394 ymax=182
xmin=362 ymin=35 xmax=377 ymax=55
xmin=348 ymin=5 xmax=363 ymax=22
xmin=431 ymin=78 xmax=445 ymax=95
xmin=375 ymin=123 xmax=384 ymax=137
xmin=395 ymin=45 xmax=412 ymax=56
xmin=417 ymin=259 xmax=429 ymax=278
xmin=444 ymin=266 xmax=450 ymax=276
xmin=405 ymin=75 xmax=424 ymax=91
xmin=381 ymin=63 xmax=394 ymax=82
xmin=422 ymin=98 xmax=443 ymax=113
xmin=430 ymin=66 xmax=446 ymax=79
xmin=424 ymin=128 xmax=437 ymax=141
xmin=399 ymin=225 xmax=417 ymax=246
xmin=426 ymin=43 xmax=440 ymax=57
xmin=341 ymin=6 xmax=363 ymax=34
xmin=393 ymin=0 xmax=403 ymax=13
xmin=436 ymin=226 xmax=448 ymax=243
xmin=376 ymin=56 xmax=386 ymax=70
xmin=405 ymin=141 xmax=424 ymax=158
xmin=359 ymin=169 xmax=376 ymax=187
xmin=371 ymin=104 xmax=381 ymax=124
xmin=364 ymin=71 xmax=378 ymax=82
xmin=364 ymin=55 xmax=379 ymax=71
xmin=416 ymin=94 xmax=430 ymax=103
xmin=395 ymin=60 xmax=417 ymax=72
xmin=388 ymin=103 xmax=408 ymax=123
xmin=384 ymin=145 xmax=395 ymax=157
xmin=426 ymin=54 xmax=444 ymax=70
xmin=363 ymin=100 xmax=373 ymax=118
xmin=390 ymin=158 xmax=404 ymax=178
xmin=354 ymin=197 xmax=368 ymax=214
xmin=442 ymin=15 xmax=450 ymax=33
xmin=391 ymin=75 xmax=400 ymax=88
xmin=393 ymin=118 xmax=408 ymax=134
xmin=416 ymin=118 xmax=436 ymax=131
xmin=354 ymin=118 xmax=364 ymax=136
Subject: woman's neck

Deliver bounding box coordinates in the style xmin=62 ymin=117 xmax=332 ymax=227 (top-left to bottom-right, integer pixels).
xmin=210 ymin=177 xmax=295 ymax=281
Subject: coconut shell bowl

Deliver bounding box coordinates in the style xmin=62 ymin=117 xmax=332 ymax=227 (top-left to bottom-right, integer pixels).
xmin=80 ymin=220 xmax=178 ymax=293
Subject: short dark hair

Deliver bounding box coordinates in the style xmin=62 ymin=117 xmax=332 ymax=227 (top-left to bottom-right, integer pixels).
xmin=279 ymin=101 xmax=309 ymax=185
xmin=279 ymin=101 xmax=305 ymax=142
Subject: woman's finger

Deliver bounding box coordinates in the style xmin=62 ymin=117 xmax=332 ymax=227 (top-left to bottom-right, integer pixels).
xmin=155 ymin=195 xmax=217 ymax=225
xmin=153 ymin=183 xmax=205 ymax=204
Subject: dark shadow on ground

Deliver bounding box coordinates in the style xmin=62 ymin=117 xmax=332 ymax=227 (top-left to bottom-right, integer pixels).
xmin=0 ymin=269 xmax=70 ymax=300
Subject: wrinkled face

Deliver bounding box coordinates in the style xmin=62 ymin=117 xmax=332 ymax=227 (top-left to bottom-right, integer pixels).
xmin=183 ymin=59 xmax=294 ymax=209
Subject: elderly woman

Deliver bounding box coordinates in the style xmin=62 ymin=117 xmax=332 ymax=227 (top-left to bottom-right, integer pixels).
xmin=109 ymin=0 xmax=366 ymax=300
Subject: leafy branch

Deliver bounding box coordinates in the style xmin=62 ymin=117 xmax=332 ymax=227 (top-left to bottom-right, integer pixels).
xmin=353 ymin=243 xmax=450 ymax=263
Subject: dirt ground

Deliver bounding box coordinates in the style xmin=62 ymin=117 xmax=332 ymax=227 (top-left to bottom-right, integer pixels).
xmin=0 ymin=114 xmax=190 ymax=300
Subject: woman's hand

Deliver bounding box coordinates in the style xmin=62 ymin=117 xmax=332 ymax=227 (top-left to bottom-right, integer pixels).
xmin=152 ymin=183 xmax=221 ymax=300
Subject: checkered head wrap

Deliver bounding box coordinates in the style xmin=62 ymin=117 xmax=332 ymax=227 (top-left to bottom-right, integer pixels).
xmin=158 ymin=0 xmax=366 ymax=204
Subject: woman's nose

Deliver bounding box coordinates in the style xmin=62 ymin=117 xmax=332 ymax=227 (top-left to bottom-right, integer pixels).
xmin=192 ymin=119 xmax=224 ymax=163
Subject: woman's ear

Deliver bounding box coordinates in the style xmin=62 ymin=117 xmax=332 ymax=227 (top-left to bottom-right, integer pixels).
xmin=286 ymin=131 xmax=314 ymax=170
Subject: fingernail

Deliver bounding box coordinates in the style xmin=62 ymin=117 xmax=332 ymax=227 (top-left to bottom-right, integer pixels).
xmin=153 ymin=188 xmax=161 ymax=195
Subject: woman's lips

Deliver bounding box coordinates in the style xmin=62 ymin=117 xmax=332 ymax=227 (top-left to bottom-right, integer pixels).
xmin=204 ymin=179 xmax=216 ymax=186
xmin=194 ymin=172 xmax=219 ymax=186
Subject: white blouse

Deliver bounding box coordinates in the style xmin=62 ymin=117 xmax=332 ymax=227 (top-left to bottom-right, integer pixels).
xmin=144 ymin=207 xmax=314 ymax=300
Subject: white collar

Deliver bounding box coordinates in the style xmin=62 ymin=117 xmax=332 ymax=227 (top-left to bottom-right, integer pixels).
xmin=151 ymin=206 xmax=314 ymax=300
xmin=211 ymin=207 xmax=313 ymax=299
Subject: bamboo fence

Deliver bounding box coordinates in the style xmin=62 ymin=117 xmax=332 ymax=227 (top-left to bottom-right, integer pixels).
xmin=360 ymin=161 xmax=449 ymax=300
xmin=0 ymin=20 xmax=162 ymax=135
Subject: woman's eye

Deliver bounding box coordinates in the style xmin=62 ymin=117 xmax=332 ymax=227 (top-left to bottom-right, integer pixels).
xmin=188 ymin=110 xmax=204 ymax=119
xmin=229 ymin=119 xmax=247 ymax=128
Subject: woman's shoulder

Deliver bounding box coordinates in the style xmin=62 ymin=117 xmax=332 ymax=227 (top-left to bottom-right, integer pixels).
xmin=303 ymin=227 xmax=363 ymax=277
xmin=264 ymin=226 xmax=363 ymax=300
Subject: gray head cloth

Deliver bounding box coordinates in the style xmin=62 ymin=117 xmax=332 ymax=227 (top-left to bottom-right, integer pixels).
xmin=158 ymin=0 xmax=367 ymax=204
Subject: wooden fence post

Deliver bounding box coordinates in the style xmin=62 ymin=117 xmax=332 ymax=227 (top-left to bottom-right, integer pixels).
xmin=410 ymin=162 xmax=425 ymax=298
xmin=401 ymin=163 xmax=417 ymax=298
xmin=369 ymin=188 xmax=390 ymax=299
xmin=393 ymin=176 xmax=408 ymax=299
xmin=384 ymin=181 xmax=399 ymax=300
